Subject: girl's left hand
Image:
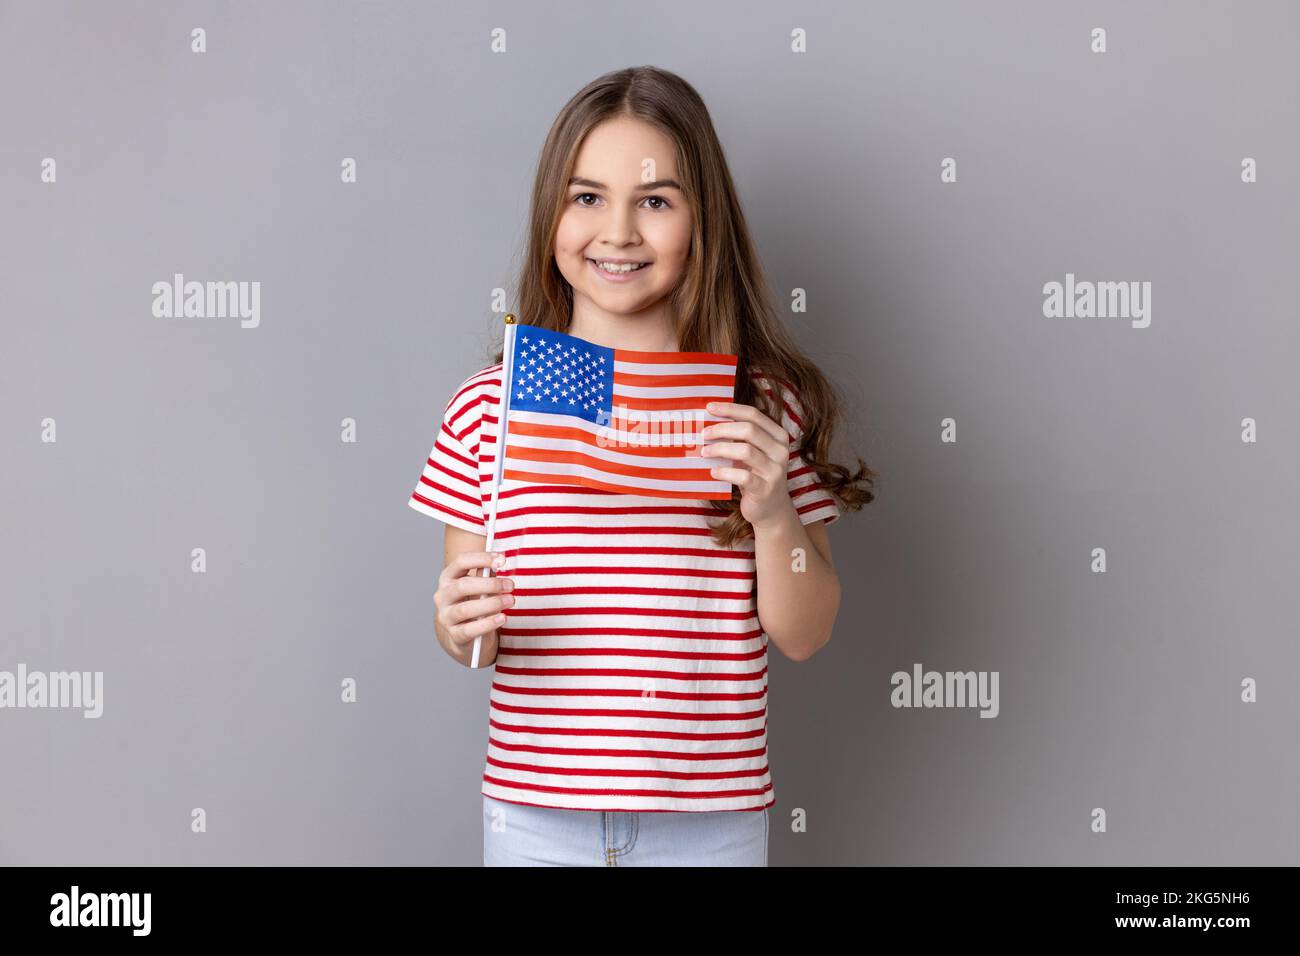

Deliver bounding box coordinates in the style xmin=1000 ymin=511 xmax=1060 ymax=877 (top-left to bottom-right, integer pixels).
xmin=693 ymin=400 xmax=796 ymax=531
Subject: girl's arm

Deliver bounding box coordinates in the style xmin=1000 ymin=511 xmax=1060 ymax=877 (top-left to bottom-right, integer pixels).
xmin=753 ymin=512 xmax=841 ymax=661
xmin=697 ymin=399 xmax=842 ymax=661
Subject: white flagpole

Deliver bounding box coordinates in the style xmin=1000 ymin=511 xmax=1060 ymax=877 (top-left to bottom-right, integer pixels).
xmin=470 ymin=313 xmax=517 ymax=669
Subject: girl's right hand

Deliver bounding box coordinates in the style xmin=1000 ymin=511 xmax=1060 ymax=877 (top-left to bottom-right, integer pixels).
xmin=434 ymin=551 xmax=514 ymax=667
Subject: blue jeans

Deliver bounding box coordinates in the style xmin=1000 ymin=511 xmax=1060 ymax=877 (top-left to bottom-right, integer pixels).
xmin=482 ymin=794 xmax=769 ymax=866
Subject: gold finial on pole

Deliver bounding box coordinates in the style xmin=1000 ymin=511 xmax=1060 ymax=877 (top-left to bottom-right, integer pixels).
xmin=504 ymin=312 xmax=516 ymax=324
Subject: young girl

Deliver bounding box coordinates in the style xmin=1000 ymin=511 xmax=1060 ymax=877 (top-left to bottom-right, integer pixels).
xmin=409 ymin=66 xmax=874 ymax=866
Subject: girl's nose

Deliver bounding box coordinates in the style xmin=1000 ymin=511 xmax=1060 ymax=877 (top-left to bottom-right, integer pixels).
xmin=599 ymin=207 xmax=640 ymax=244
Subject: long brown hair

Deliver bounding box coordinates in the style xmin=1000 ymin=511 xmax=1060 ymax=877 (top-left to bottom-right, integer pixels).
xmin=489 ymin=65 xmax=875 ymax=546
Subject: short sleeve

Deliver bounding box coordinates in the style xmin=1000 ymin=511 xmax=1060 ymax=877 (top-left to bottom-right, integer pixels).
xmin=757 ymin=376 xmax=842 ymax=527
xmin=407 ymin=368 xmax=498 ymax=535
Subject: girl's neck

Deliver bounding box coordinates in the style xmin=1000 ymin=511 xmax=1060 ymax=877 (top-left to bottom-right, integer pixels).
xmin=566 ymin=301 xmax=679 ymax=353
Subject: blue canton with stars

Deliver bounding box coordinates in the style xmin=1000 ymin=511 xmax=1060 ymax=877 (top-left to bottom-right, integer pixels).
xmin=507 ymin=324 xmax=614 ymax=426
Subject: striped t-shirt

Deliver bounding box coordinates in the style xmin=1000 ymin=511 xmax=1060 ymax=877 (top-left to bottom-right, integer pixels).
xmin=409 ymin=361 xmax=841 ymax=812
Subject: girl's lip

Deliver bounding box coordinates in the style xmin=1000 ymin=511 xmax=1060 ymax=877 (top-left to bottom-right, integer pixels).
xmin=587 ymin=258 xmax=652 ymax=283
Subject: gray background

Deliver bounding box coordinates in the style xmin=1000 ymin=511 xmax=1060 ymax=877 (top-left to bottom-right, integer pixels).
xmin=2 ymin=0 xmax=1297 ymax=865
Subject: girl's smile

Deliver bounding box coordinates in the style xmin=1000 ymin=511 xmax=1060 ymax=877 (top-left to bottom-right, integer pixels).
xmin=586 ymin=256 xmax=653 ymax=282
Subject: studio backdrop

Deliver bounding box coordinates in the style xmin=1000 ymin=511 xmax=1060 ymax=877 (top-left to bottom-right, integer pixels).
xmin=1 ymin=0 xmax=1297 ymax=865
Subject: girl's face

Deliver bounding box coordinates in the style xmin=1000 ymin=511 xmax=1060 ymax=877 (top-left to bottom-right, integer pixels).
xmin=554 ymin=116 xmax=692 ymax=319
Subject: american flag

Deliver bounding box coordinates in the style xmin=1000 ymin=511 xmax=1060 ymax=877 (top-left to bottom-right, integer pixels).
xmin=497 ymin=322 xmax=738 ymax=500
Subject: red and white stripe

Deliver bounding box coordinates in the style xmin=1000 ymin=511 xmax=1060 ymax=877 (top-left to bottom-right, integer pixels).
xmin=409 ymin=362 xmax=840 ymax=812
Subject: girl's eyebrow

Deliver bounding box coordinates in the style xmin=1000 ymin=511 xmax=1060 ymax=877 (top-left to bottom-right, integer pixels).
xmin=569 ymin=176 xmax=682 ymax=191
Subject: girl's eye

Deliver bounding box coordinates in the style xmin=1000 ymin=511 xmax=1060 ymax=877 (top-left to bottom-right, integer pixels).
xmin=571 ymin=193 xmax=671 ymax=210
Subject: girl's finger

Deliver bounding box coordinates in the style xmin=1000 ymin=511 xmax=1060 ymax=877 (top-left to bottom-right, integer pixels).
xmin=450 ymin=611 xmax=507 ymax=646
xmin=706 ymin=401 xmax=788 ymax=446
xmin=700 ymin=422 xmax=787 ymax=463
xmin=448 ymin=590 xmax=515 ymax=625
xmin=453 ymin=573 xmax=514 ymax=601
xmin=441 ymin=550 xmax=506 ymax=585
xmin=699 ymin=439 xmax=784 ymax=468
xmin=710 ymin=465 xmax=752 ymax=486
